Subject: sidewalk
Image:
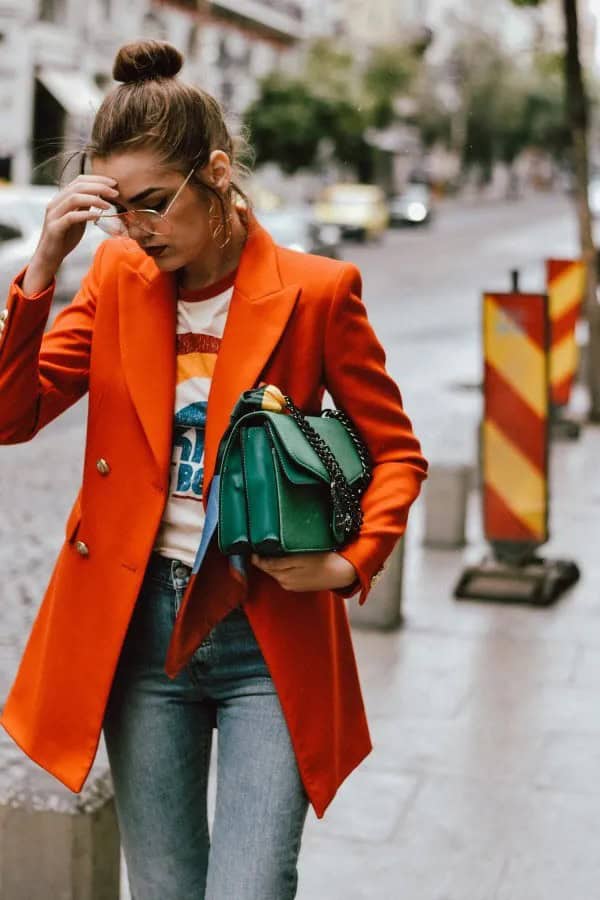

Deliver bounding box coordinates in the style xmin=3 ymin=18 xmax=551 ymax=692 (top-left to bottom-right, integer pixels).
xmin=292 ymin=424 xmax=600 ymax=900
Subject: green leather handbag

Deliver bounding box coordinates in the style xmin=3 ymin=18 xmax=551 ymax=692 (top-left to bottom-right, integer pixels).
xmin=217 ymin=385 xmax=371 ymax=556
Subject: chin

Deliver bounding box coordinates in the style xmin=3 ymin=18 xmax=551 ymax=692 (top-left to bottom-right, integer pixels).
xmin=153 ymin=254 xmax=178 ymax=270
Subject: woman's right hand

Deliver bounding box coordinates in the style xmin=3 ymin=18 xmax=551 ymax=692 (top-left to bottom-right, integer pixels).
xmin=22 ymin=175 xmax=120 ymax=296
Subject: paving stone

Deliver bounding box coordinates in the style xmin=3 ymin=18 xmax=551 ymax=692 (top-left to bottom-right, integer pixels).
xmin=533 ymin=731 xmax=600 ymax=795
xmin=303 ymin=771 xmax=420 ymax=844
xmin=365 ymin=717 xmax=547 ymax=786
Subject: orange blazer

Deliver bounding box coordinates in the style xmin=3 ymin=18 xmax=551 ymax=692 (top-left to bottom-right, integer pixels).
xmin=0 ymin=218 xmax=427 ymax=818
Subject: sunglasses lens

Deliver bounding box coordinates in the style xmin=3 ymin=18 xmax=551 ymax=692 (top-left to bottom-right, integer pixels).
xmin=131 ymin=211 xmax=170 ymax=236
xmin=91 ymin=208 xmax=171 ymax=237
xmin=91 ymin=206 xmax=128 ymax=236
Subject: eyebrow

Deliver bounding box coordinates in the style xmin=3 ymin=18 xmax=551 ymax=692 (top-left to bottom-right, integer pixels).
xmin=123 ymin=186 xmax=165 ymax=205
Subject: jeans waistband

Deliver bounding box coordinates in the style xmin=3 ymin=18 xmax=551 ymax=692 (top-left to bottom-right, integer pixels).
xmin=146 ymin=551 xmax=192 ymax=586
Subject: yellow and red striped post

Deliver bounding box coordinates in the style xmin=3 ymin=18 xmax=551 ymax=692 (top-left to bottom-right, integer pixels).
xmin=546 ymin=259 xmax=585 ymax=408
xmin=482 ymin=291 xmax=550 ymax=551
xmin=454 ymin=282 xmax=579 ymax=605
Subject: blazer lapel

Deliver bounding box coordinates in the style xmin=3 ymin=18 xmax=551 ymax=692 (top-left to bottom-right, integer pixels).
xmin=116 ymin=219 xmax=299 ymax=496
xmin=202 ymin=219 xmax=300 ymax=503
xmin=118 ymin=252 xmax=177 ymax=480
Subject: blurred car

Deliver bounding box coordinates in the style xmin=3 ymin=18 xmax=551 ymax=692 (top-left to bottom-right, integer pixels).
xmin=255 ymin=203 xmax=342 ymax=259
xmin=0 ymin=185 xmax=106 ymax=303
xmin=389 ymin=183 xmax=433 ymax=226
xmin=313 ymin=183 xmax=389 ymax=242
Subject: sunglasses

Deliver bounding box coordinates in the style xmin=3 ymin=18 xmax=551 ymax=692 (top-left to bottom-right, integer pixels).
xmin=90 ymin=164 xmax=198 ymax=238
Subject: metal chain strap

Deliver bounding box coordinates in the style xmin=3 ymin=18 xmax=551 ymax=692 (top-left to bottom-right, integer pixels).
xmin=282 ymin=395 xmax=372 ymax=542
xmin=322 ymin=407 xmax=372 ymax=491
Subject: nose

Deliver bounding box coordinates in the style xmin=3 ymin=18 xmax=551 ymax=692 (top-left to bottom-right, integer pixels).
xmin=126 ymin=220 xmax=151 ymax=241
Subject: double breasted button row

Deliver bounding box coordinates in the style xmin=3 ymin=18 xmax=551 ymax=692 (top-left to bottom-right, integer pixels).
xmin=74 ymin=458 xmax=110 ymax=556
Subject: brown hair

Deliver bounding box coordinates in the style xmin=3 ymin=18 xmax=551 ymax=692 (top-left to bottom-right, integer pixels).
xmin=82 ymin=39 xmax=251 ymax=219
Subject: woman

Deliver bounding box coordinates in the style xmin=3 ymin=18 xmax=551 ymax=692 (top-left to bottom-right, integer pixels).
xmin=0 ymin=40 xmax=427 ymax=899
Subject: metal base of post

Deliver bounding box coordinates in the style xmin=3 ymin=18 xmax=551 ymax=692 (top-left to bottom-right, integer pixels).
xmin=454 ymin=555 xmax=580 ymax=606
xmin=347 ymin=537 xmax=404 ymax=630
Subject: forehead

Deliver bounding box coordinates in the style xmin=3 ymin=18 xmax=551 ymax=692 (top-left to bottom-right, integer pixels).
xmin=91 ymin=150 xmax=179 ymax=191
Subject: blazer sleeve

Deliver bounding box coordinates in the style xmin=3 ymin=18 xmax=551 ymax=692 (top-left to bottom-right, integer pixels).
xmin=323 ymin=262 xmax=428 ymax=605
xmin=0 ymin=241 xmax=107 ymax=444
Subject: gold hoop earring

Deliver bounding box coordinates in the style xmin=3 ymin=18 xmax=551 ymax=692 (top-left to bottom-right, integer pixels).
xmin=208 ymin=197 xmax=233 ymax=250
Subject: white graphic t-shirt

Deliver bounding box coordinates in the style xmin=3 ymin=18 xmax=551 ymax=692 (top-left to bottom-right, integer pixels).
xmin=153 ymin=268 xmax=237 ymax=566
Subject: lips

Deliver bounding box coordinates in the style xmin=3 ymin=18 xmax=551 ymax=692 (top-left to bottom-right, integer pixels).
xmin=144 ymin=245 xmax=167 ymax=258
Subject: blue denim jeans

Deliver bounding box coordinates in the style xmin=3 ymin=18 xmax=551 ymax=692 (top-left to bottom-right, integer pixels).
xmin=102 ymin=551 xmax=309 ymax=900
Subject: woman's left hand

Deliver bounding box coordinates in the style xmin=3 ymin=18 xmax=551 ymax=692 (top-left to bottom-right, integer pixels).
xmin=250 ymin=551 xmax=358 ymax=593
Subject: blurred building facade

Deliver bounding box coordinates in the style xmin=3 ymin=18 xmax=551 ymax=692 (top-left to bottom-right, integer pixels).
xmin=303 ymin=0 xmax=345 ymax=38
xmin=0 ymin=0 xmax=308 ymax=185
xmin=339 ymin=0 xmax=428 ymax=51
xmin=336 ymin=0 xmax=597 ymax=70
xmin=1 ymin=0 xmax=598 ymax=188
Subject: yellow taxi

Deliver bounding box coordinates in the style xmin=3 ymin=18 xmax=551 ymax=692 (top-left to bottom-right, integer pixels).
xmin=313 ymin=183 xmax=389 ymax=241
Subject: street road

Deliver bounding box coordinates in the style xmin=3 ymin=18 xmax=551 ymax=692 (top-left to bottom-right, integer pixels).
xmin=0 ymin=190 xmax=579 ymax=795
xmin=353 ymin=190 xmax=577 ymax=464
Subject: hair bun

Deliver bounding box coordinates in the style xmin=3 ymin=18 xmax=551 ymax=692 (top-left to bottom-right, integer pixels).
xmin=113 ymin=40 xmax=183 ymax=84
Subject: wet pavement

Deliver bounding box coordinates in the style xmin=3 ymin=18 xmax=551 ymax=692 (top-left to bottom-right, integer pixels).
xmin=294 ymin=423 xmax=600 ymax=900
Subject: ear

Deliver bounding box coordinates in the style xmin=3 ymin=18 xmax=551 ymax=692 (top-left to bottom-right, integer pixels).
xmin=205 ymin=150 xmax=232 ymax=194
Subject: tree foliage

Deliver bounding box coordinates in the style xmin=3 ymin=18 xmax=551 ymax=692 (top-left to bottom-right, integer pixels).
xmin=364 ymin=46 xmax=418 ymax=128
xmin=244 ymin=77 xmax=329 ymax=174
xmin=408 ymin=24 xmax=573 ymax=181
xmin=244 ymin=38 xmax=423 ymax=176
xmin=244 ymin=73 xmax=372 ymax=175
xmin=245 ymin=14 xmax=581 ymax=180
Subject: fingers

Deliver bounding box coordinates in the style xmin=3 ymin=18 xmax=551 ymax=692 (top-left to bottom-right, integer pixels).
xmin=29 ymin=176 xmax=120 ymax=274
xmin=51 ymin=191 xmax=115 ymax=220
xmin=45 ymin=180 xmax=120 ymax=240
xmin=250 ymin=554 xmax=297 ymax=573
xmin=44 ymin=205 xmax=104 ymax=237
xmin=249 ymin=552 xmax=342 ymax=593
xmin=250 ymin=555 xmax=299 ymax=591
xmin=61 ymin=176 xmax=118 ymax=198
xmin=50 ymin=176 xmax=118 ymax=207
xmin=75 ymin=175 xmax=118 ymax=184
xmin=250 ymin=553 xmax=330 ymax=592
xmin=62 ymin=209 xmax=106 ymax=225
xmin=69 ymin=174 xmax=118 ymax=188
xmin=51 ymin=181 xmax=118 ymax=212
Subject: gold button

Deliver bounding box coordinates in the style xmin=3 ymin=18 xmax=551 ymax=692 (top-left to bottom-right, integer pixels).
xmin=75 ymin=541 xmax=89 ymax=557
xmin=370 ymin=567 xmax=384 ymax=588
xmin=96 ymin=458 xmax=110 ymax=475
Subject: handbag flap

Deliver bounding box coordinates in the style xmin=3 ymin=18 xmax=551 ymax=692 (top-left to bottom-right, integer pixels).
xmin=264 ymin=412 xmax=365 ymax=486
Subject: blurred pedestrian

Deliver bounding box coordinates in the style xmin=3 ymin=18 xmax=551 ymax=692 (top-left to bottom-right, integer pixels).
xmin=0 ymin=39 xmax=427 ymax=899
